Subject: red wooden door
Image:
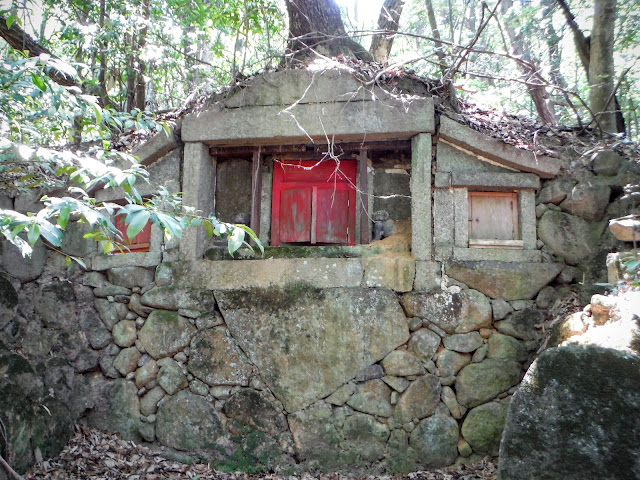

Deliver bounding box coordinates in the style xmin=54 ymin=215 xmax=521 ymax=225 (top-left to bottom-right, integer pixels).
xmin=271 ymin=160 xmax=357 ymax=246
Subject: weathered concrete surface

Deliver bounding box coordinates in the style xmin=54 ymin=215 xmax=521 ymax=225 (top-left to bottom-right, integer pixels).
xmin=363 ymin=256 xmax=415 ymax=292
xmin=446 ymin=261 xmax=563 ymax=300
xmin=172 ymin=258 xmax=364 ymax=290
xmin=182 ymin=98 xmax=435 ymax=145
xmin=221 ymin=68 xmax=391 ymax=108
xmin=215 ymin=287 xmax=409 ymax=412
xmin=439 ymin=116 xmax=561 ymax=178
xmin=499 ymin=345 xmax=640 ymax=480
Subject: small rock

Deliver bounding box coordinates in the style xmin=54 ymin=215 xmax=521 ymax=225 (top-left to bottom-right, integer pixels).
xmin=510 ymin=300 xmax=535 ymax=311
xmin=210 ymin=386 xmax=232 ymax=399
xmin=471 ymin=344 xmax=488 ymax=363
xmin=437 ymin=349 xmax=471 ymax=377
xmin=139 ymin=423 xmax=155 ymax=442
xmin=443 ymin=332 xmax=483 ymax=353
xmin=135 ymin=360 xmax=159 ymax=389
xmin=113 ymin=347 xmax=142 ymax=376
xmin=112 ymin=320 xmax=137 ymax=348
xmin=346 ymin=379 xmax=393 ymax=417
xmin=394 ymin=375 xmax=441 ymax=423
xmin=382 ymin=375 xmax=410 ymax=393
xmin=189 ymin=379 xmax=210 ymax=396
xmin=408 ymin=329 xmax=441 ymax=361
xmin=157 ymin=359 xmax=188 ymax=395
xmin=592 ymin=149 xmax=622 ymax=176
xmin=355 ymin=364 xmax=385 ymax=381
xmin=536 ymin=286 xmax=558 ymax=309
xmin=382 ymin=350 xmax=425 ymax=376
xmin=458 ymin=438 xmax=473 ymax=457
xmin=491 ymin=299 xmax=513 ymax=321
xmin=442 ymin=386 xmax=465 ymax=419
xmin=439 ymin=376 xmax=456 ymax=386
xmin=140 ymin=386 xmax=165 ymax=416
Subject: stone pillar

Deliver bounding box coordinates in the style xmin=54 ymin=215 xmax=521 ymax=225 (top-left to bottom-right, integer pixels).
xmin=411 ymin=134 xmax=432 ymax=260
xmin=180 ymin=142 xmax=216 ymax=260
xmin=259 ymin=161 xmax=273 ymax=246
xmin=519 ymin=190 xmax=537 ymax=250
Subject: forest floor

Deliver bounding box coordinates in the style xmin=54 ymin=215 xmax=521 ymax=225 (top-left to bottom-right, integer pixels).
xmin=22 ymin=425 xmax=498 ymax=480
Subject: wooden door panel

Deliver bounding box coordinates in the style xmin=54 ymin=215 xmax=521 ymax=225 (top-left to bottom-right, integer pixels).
xmin=316 ymin=188 xmax=350 ymax=244
xmin=469 ymin=192 xmax=518 ymax=240
xmin=279 ymin=188 xmax=311 ymax=243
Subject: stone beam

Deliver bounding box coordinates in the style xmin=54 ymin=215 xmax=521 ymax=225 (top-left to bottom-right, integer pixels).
xmin=182 ymin=98 xmax=435 ymax=145
xmin=439 ymin=116 xmax=560 ymax=178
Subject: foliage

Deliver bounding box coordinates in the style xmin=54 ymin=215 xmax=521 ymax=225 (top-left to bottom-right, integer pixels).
xmin=0 ymin=45 xmax=262 ymax=261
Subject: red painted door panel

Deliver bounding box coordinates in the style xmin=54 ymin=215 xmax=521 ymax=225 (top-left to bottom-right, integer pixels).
xmin=316 ymin=188 xmax=350 ymax=244
xmin=279 ymin=188 xmax=311 ymax=243
xmin=271 ymin=159 xmax=357 ymax=246
xmin=115 ymin=213 xmax=151 ymax=252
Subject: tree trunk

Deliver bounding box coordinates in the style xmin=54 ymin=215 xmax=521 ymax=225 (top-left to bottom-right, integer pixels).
xmin=500 ymin=0 xmax=557 ymax=125
xmin=0 ymin=15 xmax=76 ymax=87
xmin=589 ymin=0 xmax=617 ymax=134
xmin=424 ymin=0 xmax=447 ymax=73
xmin=369 ymin=0 xmax=404 ymax=64
xmin=284 ymin=0 xmax=372 ymax=63
xmin=556 ymin=0 xmax=624 ymax=134
xmin=134 ymin=0 xmax=150 ymax=111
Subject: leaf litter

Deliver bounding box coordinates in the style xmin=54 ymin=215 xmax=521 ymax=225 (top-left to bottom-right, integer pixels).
xmin=24 ymin=425 xmax=498 ymax=480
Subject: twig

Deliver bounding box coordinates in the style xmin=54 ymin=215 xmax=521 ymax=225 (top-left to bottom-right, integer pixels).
xmin=0 ymin=454 xmax=24 ymax=480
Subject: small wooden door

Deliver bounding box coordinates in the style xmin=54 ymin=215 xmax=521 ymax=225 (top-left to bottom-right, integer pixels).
xmin=468 ymin=192 xmax=519 ymax=241
xmin=271 ymin=160 xmax=357 ymax=246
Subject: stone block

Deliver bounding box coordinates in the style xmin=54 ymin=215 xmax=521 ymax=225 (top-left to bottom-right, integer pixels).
xmin=372 ymin=168 xmax=411 ymax=220
xmin=215 ymin=287 xmax=408 ymax=412
xmin=452 ymin=247 xmax=542 ymax=262
xmin=433 ymin=189 xmax=454 ymax=246
xmin=182 ymin=98 xmax=435 ymax=144
xmin=363 ymin=256 xmax=415 ymax=292
xmin=446 ymin=261 xmax=563 ymax=300
xmin=436 ymin=141 xmax=512 ymax=173
xmin=592 ymin=149 xmax=622 ymax=176
xmin=439 ymin=116 xmax=560 ymax=178
xmin=433 ymin=171 xmax=540 ymax=190
xmin=414 ymin=261 xmax=441 ymax=292
xmin=92 ymin=251 xmax=162 ymax=271
xmin=172 ymin=258 xmax=363 ymax=290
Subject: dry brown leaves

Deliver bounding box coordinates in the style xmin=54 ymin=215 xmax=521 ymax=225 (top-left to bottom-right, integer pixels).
xmin=24 ymin=425 xmax=497 ymax=480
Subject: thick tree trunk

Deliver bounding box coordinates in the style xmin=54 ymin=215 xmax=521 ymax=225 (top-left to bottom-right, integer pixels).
xmin=369 ymin=0 xmax=404 ymax=64
xmin=284 ymin=0 xmax=372 ymax=63
xmin=589 ymin=0 xmax=617 ymax=134
xmin=134 ymin=0 xmax=150 ymax=111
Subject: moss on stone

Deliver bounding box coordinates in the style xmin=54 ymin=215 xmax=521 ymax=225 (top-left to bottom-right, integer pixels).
xmin=216 ymin=284 xmax=326 ymax=314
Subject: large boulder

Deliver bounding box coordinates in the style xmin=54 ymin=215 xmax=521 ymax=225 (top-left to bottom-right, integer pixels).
xmin=223 ymin=388 xmax=288 ymax=434
xmin=499 ymin=345 xmax=640 ymax=480
xmin=83 ymin=378 xmax=142 ymax=441
xmin=537 ymin=210 xmax=599 ymax=265
xmin=215 ymin=287 xmax=409 ymax=412
xmin=446 ymin=261 xmax=563 ymax=300
xmin=394 ymin=375 xmax=441 ymax=423
xmin=559 ymin=184 xmax=611 ymax=222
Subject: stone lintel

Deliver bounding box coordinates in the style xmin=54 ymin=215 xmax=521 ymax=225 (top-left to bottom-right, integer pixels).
xmin=439 ymin=116 xmax=560 ymax=178
xmin=411 ymin=134 xmax=432 ymax=260
xmin=434 ymin=171 xmax=540 ymax=190
xmin=182 ymin=99 xmax=435 ymax=145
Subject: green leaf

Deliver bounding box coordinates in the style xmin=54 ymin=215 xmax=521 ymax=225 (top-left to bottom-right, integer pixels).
xmin=27 ymin=224 xmax=40 ymax=245
xmin=31 ymin=73 xmax=47 ymax=92
xmin=38 ymin=221 xmax=62 ymax=246
xmin=125 ymin=209 xmax=150 ymax=240
xmin=203 ymin=220 xmax=214 ymax=238
xmin=93 ymin=104 xmax=103 ymax=124
xmin=58 ymin=205 xmax=71 ymax=229
xmin=227 ymin=227 xmax=245 ymax=256
xmin=66 ymin=256 xmax=71 ymax=266
xmin=6 ymin=14 xmax=14 ymax=29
